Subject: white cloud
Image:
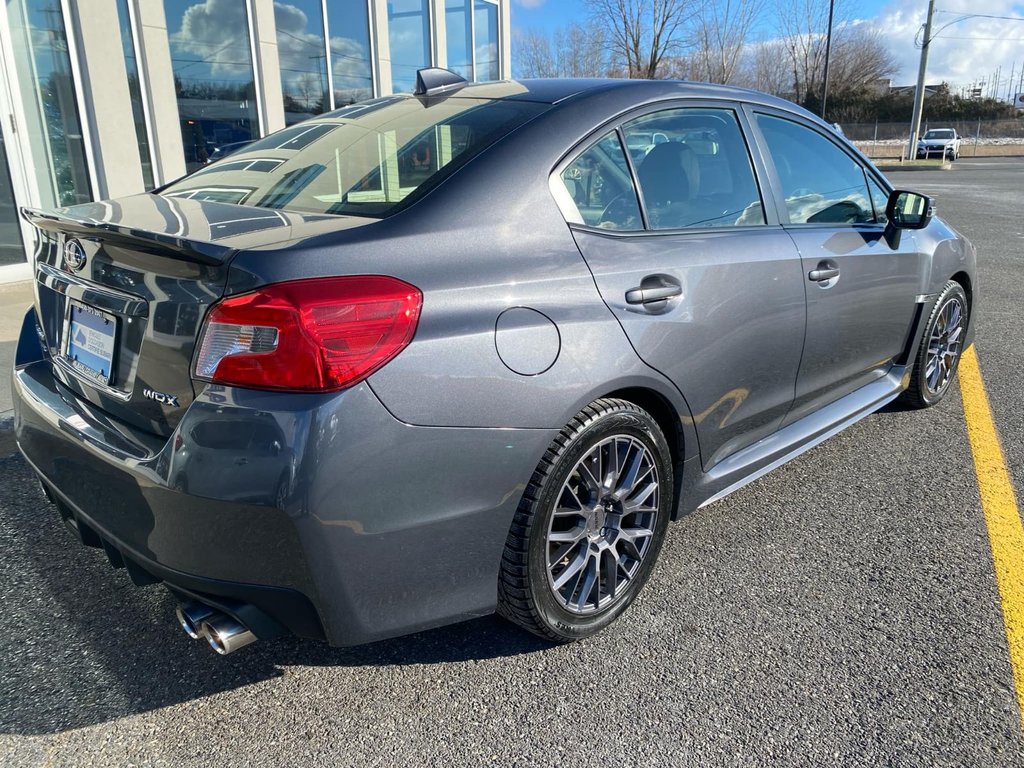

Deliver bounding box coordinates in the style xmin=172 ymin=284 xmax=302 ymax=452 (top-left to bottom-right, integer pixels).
xmin=865 ymin=0 xmax=1024 ymax=92
xmin=169 ymin=0 xmax=253 ymax=79
xmin=514 ymin=0 xmax=548 ymax=8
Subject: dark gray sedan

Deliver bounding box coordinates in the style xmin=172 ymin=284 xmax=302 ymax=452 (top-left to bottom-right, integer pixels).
xmin=13 ymin=71 xmax=976 ymax=654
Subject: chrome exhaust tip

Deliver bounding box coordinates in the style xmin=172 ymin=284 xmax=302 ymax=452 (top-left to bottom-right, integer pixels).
xmin=201 ymin=615 xmax=257 ymax=655
xmin=175 ymin=601 xmax=217 ymax=639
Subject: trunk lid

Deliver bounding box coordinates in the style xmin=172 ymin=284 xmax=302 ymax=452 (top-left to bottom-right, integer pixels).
xmin=23 ymin=193 xmax=360 ymax=437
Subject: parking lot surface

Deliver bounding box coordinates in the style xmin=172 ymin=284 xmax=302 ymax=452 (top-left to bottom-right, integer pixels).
xmin=1 ymin=158 xmax=1022 ymax=767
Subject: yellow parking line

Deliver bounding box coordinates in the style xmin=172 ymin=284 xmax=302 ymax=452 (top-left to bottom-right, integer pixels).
xmin=959 ymin=345 xmax=1024 ymax=729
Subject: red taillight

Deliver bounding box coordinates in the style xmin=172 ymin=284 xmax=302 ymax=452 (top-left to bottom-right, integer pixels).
xmin=193 ymin=276 xmax=422 ymax=392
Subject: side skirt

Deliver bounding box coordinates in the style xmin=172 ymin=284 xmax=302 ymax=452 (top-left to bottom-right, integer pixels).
xmin=681 ymin=365 xmax=909 ymax=511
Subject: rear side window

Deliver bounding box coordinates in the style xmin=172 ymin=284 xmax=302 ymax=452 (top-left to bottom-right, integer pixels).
xmin=623 ymin=108 xmax=765 ymax=229
xmin=161 ymin=97 xmax=546 ymax=218
xmin=755 ymin=114 xmax=874 ymax=225
xmin=560 ymin=131 xmax=642 ymax=230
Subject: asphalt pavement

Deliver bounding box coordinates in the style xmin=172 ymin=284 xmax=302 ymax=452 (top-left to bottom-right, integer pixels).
xmin=0 ymin=157 xmax=1022 ymax=767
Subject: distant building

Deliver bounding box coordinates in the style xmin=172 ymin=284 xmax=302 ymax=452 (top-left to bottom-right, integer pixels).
xmin=866 ymin=77 xmax=891 ymax=95
xmin=890 ymin=83 xmax=944 ymax=97
xmin=0 ymin=0 xmax=510 ymax=281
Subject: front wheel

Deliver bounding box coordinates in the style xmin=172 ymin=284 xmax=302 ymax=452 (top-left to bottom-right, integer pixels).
xmin=498 ymin=399 xmax=673 ymax=642
xmin=900 ymin=280 xmax=969 ymax=408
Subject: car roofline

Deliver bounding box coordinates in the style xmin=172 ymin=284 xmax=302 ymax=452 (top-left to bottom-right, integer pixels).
xmin=431 ymin=78 xmax=829 ymax=124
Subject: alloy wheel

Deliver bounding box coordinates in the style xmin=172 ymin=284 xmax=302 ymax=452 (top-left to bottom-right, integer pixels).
xmin=546 ymin=435 xmax=660 ymax=614
xmin=925 ymin=296 xmax=965 ymax=395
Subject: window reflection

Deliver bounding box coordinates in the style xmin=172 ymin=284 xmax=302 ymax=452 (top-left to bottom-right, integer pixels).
xmin=561 ymin=132 xmax=641 ymax=230
xmin=473 ymin=1 xmax=499 ymax=82
xmin=163 ymin=0 xmax=260 ymax=172
xmin=756 ymin=115 xmax=874 ymax=225
xmin=274 ymin=0 xmax=330 ymax=124
xmin=162 ymin=98 xmax=546 ymax=218
xmin=326 ymin=0 xmax=374 ymax=106
xmin=445 ymin=0 xmax=472 ymax=80
xmin=0 ymin=131 xmax=24 ymax=265
xmin=6 ymin=0 xmax=92 ymax=207
xmin=624 ymin=109 xmax=765 ymax=229
xmin=388 ymin=0 xmax=431 ymax=93
xmin=116 ymin=0 xmax=155 ymax=188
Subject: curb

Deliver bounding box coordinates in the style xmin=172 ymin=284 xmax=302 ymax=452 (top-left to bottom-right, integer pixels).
xmin=876 ymin=162 xmax=952 ymax=172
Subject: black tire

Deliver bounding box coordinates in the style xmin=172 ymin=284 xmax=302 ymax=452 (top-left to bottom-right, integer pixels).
xmin=900 ymin=280 xmax=969 ymax=409
xmin=497 ymin=398 xmax=673 ymax=642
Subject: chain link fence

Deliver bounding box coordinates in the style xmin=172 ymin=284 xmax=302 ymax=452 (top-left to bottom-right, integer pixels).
xmin=842 ymin=119 xmax=1024 ymax=158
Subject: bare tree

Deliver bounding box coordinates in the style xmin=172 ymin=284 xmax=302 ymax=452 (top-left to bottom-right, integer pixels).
xmin=766 ymin=0 xmax=896 ymax=106
xmin=586 ymin=0 xmax=693 ymax=79
xmin=736 ymin=38 xmax=793 ymax=95
xmin=515 ymin=23 xmax=611 ymax=78
xmin=772 ymin=0 xmax=837 ymax=102
xmin=514 ymin=28 xmax=557 ymax=78
xmin=690 ymin=0 xmax=763 ymax=84
xmin=827 ymin=25 xmax=897 ymax=94
xmin=294 ymin=72 xmax=323 ymax=112
xmin=554 ymin=22 xmax=611 ymax=78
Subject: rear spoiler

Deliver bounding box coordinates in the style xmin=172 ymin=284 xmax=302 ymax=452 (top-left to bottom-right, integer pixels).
xmin=21 ymin=206 xmax=237 ymax=266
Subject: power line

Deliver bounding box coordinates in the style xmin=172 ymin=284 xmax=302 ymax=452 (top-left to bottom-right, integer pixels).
xmin=935 ymin=10 xmax=1024 ymax=21
xmin=933 ymin=34 xmax=1024 ymax=41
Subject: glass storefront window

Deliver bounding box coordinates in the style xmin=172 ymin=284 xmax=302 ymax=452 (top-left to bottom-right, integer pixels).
xmin=274 ymin=0 xmax=329 ymax=125
xmin=474 ymin=1 xmax=499 ymax=82
xmin=445 ymin=0 xmax=472 ymax=80
xmin=116 ymin=0 xmax=155 ymax=189
xmin=327 ymin=0 xmax=373 ymax=107
xmin=388 ymin=0 xmax=431 ymax=93
xmin=5 ymin=0 xmax=92 ymax=208
xmin=0 ymin=131 xmax=24 ymax=265
xmin=163 ymin=0 xmax=261 ymax=172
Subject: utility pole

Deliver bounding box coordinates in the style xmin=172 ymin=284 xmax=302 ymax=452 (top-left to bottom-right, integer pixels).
xmin=907 ymin=0 xmax=936 ymax=161
xmin=820 ymin=0 xmax=836 ymax=120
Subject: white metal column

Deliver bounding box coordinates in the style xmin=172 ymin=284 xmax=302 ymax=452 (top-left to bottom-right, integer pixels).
xmin=248 ymin=0 xmax=285 ymax=134
xmin=65 ymin=0 xmax=144 ymax=198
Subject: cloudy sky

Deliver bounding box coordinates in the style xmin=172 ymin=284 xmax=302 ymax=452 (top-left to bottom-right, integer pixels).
xmin=512 ymin=0 xmax=1024 ymax=95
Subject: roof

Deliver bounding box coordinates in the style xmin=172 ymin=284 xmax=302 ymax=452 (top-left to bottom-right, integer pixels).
xmin=442 ymin=77 xmax=802 ymax=110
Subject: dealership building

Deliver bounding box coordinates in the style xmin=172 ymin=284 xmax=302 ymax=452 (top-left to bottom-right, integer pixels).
xmin=0 ymin=0 xmax=510 ymax=281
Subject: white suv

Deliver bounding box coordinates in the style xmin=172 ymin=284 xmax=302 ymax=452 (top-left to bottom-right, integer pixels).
xmin=917 ymin=128 xmax=961 ymax=160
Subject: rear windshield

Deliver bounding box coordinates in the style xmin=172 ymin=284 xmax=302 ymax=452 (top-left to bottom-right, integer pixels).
xmin=161 ymin=96 xmax=546 ymax=218
xmin=923 ymin=130 xmax=954 ymax=139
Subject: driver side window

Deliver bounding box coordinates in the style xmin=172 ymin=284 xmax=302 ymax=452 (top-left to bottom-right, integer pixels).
xmin=755 ymin=114 xmax=874 ymax=225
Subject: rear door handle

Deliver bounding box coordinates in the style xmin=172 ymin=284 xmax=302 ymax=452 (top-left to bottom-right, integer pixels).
xmin=625 ymin=276 xmax=682 ymax=305
xmin=808 ymin=265 xmax=840 ymax=282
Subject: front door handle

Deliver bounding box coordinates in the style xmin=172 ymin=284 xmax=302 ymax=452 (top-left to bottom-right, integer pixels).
xmin=808 ymin=265 xmax=840 ymax=282
xmin=625 ymin=276 xmax=682 ymax=305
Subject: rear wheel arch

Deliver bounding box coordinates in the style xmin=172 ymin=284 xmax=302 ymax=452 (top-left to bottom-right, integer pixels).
xmin=603 ymin=386 xmax=688 ymax=518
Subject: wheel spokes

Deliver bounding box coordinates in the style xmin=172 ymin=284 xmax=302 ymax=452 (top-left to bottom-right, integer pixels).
xmin=546 ymin=434 xmax=660 ymax=615
xmin=924 ymin=297 xmax=965 ymax=395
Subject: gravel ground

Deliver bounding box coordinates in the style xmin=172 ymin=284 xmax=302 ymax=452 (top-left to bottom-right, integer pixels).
xmin=0 ymin=158 xmax=1021 ymax=767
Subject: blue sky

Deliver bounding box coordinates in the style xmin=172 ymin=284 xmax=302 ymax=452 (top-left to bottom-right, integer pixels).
xmin=509 ymin=0 xmax=1024 ymax=90
xmin=512 ymin=0 xmax=889 ymax=37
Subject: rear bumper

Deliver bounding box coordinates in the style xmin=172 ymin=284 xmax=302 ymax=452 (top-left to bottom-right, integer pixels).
xmin=12 ymin=308 xmax=555 ymax=646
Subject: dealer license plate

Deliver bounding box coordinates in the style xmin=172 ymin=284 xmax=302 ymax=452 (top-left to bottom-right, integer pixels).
xmin=65 ymin=302 xmax=117 ymax=385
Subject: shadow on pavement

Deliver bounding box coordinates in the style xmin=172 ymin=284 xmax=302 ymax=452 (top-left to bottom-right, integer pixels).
xmin=0 ymin=454 xmax=549 ymax=736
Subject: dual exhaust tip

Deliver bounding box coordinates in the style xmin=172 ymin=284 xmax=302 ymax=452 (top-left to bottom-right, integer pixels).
xmin=175 ymin=601 xmax=257 ymax=655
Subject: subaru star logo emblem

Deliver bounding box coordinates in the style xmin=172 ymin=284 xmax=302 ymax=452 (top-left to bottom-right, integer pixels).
xmin=63 ymin=239 xmax=87 ymax=272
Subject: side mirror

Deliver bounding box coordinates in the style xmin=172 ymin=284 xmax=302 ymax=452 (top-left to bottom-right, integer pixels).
xmin=886 ymin=190 xmax=934 ymax=230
